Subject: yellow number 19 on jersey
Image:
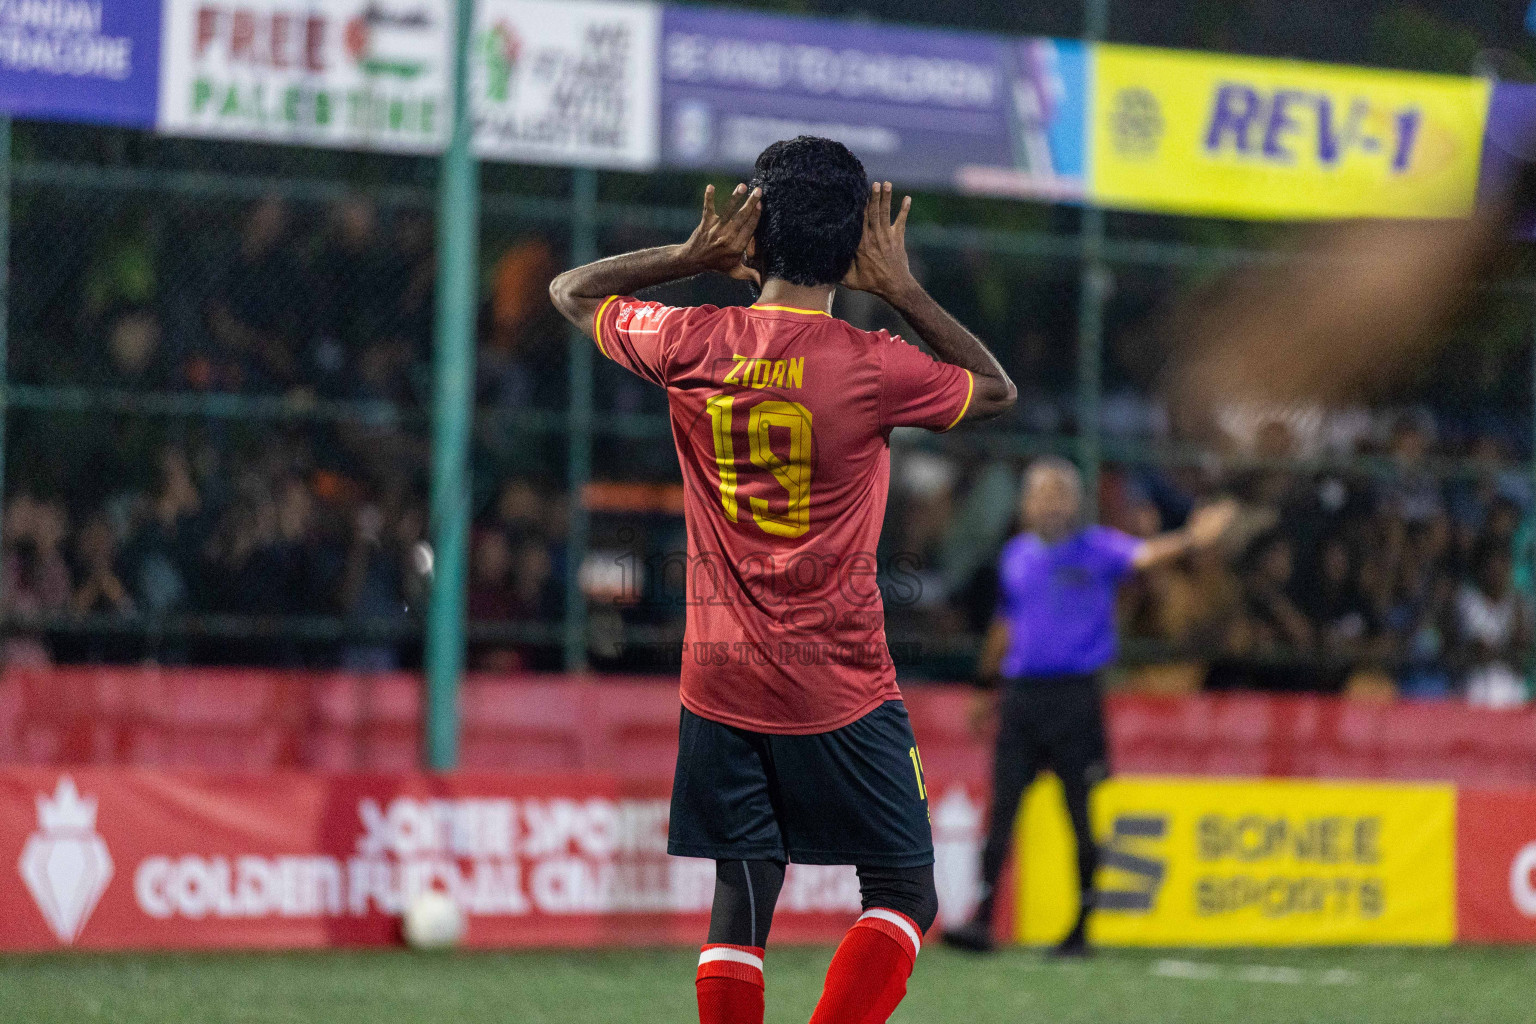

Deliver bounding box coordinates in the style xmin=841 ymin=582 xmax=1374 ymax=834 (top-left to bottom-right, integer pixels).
xmin=705 ymin=394 xmax=814 ymax=538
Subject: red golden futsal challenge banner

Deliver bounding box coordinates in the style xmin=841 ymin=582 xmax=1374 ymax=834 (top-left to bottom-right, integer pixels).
xmin=5 ymin=766 xmax=1536 ymax=950
xmin=0 ymin=769 xmax=992 ymax=951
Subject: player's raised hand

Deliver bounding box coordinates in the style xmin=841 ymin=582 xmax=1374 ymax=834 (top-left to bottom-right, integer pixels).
xmin=1187 ymin=498 xmax=1239 ymax=547
xmin=680 ymin=183 xmax=761 ymax=284
xmin=841 ymin=181 xmax=916 ymax=301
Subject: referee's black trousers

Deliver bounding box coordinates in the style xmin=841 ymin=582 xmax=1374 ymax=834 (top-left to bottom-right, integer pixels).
xmin=975 ymin=673 xmax=1108 ymax=924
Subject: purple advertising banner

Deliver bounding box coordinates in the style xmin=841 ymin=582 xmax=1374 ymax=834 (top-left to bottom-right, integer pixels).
xmin=659 ymin=5 xmax=1087 ymax=200
xmin=0 ymin=0 xmax=160 ymax=128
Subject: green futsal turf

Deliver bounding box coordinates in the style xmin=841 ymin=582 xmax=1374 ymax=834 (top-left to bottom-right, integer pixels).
xmin=2 ymin=944 xmax=1534 ymax=1024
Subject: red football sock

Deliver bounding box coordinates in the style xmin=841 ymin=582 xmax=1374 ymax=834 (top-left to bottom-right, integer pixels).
xmin=808 ymin=909 xmax=923 ymax=1024
xmin=696 ymin=943 xmax=765 ymax=1024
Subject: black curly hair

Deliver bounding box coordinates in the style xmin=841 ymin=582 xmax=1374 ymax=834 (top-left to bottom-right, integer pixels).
xmin=747 ymin=136 xmax=869 ymax=287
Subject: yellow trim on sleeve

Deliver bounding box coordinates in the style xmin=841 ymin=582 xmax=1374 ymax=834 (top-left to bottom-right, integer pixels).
xmin=749 ymin=304 xmax=830 ymax=316
xmin=942 ymin=369 xmax=975 ymax=432
xmin=592 ymin=294 xmax=619 ymax=359
xmin=589 ymin=296 xmax=620 ymax=360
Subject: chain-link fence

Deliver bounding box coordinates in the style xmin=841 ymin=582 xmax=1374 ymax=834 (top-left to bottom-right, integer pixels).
xmin=5 ymin=118 xmax=1535 ymax=701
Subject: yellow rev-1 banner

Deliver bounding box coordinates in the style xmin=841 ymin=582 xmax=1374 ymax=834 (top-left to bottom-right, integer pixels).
xmin=1016 ymin=776 xmax=1455 ymax=946
xmin=1090 ymin=45 xmax=1491 ymax=219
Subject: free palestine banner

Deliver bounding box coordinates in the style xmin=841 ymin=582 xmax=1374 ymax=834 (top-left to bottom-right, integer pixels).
xmin=472 ymin=0 xmax=660 ymax=170
xmin=156 ymin=0 xmax=452 ymax=152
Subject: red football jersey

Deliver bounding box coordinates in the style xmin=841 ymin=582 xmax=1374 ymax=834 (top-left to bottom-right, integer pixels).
xmin=595 ymin=298 xmax=974 ymax=734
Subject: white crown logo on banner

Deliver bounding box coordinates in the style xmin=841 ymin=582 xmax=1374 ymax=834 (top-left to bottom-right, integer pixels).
xmin=19 ymin=776 xmax=114 ymax=944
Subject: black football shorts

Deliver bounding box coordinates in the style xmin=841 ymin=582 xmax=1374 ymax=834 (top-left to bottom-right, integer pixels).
xmin=667 ymin=699 xmax=934 ymax=868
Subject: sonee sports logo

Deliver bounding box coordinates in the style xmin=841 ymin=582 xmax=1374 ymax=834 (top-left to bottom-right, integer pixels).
xmin=1097 ymin=813 xmax=1168 ymax=913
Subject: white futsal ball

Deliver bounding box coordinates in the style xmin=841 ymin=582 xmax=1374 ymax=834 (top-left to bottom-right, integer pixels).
xmin=402 ymin=890 xmax=465 ymax=950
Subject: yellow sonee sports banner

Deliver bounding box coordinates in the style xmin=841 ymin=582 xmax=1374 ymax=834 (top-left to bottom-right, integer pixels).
xmin=1016 ymin=776 xmax=1455 ymax=946
xmin=1089 ymin=45 xmax=1491 ymax=220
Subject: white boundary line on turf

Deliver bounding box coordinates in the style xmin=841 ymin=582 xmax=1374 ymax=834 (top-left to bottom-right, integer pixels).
xmin=1149 ymin=959 xmax=1361 ymax=986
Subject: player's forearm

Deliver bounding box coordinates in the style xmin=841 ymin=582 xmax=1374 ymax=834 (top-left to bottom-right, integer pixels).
xmin=881 ymin=280 xmax=1017 ymax=420
xmin=1133 ymin=499 xmax=1236 ymax=569
xmin=1132 ymin=528 xmax=1196 ymax=570
xmin=549 ymin=244 xmax=703 ymax=337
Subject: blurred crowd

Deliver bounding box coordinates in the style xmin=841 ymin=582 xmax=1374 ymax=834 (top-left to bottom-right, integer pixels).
xmin=15 ymin=191 xmax=577 ymax=412
xmin=4 ymin=192 xmax=1535 ymax=706
xmin=884 ymin=412 xmax=1536 ymax=707
xmin=0 ymin=438 xmax=567 ymax=672
xmin=5 ymin=192 xmax=577 ymax=669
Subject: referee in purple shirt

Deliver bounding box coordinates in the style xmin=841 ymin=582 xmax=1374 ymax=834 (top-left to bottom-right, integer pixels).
xmin=943 ymin=457 xmax=1234 ymax=955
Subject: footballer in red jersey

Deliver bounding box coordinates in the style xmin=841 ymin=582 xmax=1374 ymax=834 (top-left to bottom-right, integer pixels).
xmin=551 ymin=137 xmax=1014 ymax=1024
